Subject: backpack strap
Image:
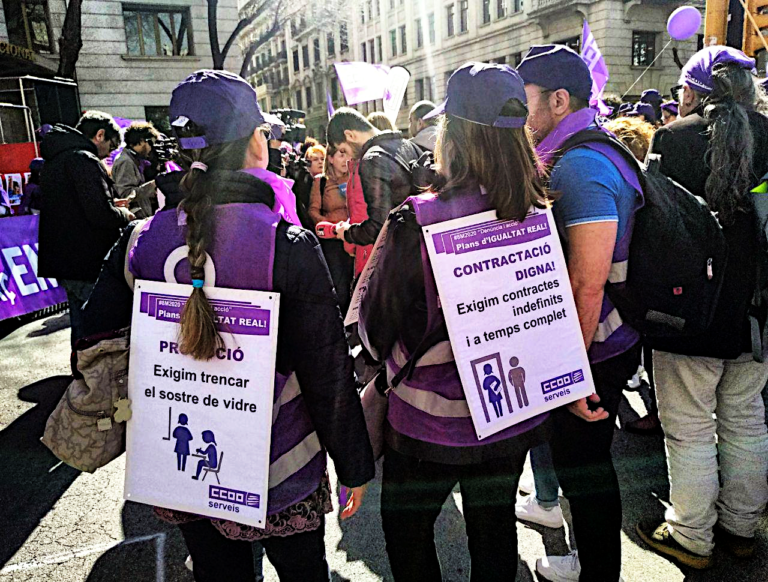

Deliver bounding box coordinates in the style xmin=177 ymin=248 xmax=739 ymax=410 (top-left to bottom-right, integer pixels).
xmin=319 ymin=176 xmax=327 ymax=213
xmin=552 ymin=130 xmax=646 ymax=187
xmin=374 ymin=321 xmax=450 ymax=396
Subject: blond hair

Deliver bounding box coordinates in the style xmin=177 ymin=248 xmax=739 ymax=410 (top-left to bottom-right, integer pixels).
xmin=604 ymin=116 xmax=656 ymax=163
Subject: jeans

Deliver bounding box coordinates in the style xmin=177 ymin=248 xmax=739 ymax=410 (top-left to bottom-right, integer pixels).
xmin=530 ymin=443 xmax=560 ymax=508
xmin=380 ymin=435 xmax=538 ymax=582
xmin=550 ymin=343 xmax=641 ymax=582
xmin=654 ymin=350 xmax=768 ymax=556
xmin=179 ymin=518 xmax=329 ymax=582
xmin=60 ymin=279 xmax=95 ymax=350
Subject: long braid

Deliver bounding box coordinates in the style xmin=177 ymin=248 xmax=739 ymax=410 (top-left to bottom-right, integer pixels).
xmin=176 ymin=137 xmax=250 ymax=360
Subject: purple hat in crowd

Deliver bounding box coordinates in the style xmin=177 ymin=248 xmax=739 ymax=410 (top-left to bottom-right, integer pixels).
xmin=661 ymin=101 xmax=679 ymax=116
xmin=517 ymin=45 xmax=593 ymax=102
xmin=170 ymin=70 xmax=265 ymax=150
xmin=425 ymin=62 xmax=528 ymax=128
xmin=626 ymin=102 xmax=657 ymax=123
xmin=681 ymin=46 xmax=756 ymax=95
xmin=640 ymin=89 xmax=663 ymax=106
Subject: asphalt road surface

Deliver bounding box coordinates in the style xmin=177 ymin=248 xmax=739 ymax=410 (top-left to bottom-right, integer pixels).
xmin=1 ymin=312 xmax=766 ymax=581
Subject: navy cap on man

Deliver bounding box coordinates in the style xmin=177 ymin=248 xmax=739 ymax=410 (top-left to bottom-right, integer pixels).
xmin=517 ymin=45 xmax=593 ymax=102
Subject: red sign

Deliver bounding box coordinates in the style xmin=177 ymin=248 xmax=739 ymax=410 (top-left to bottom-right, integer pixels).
xmin=0 ymin=142 xmax=38 ymax=213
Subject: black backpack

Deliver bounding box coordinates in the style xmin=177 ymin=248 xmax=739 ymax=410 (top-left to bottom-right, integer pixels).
xmin=747 ymin=173 xmax=768 ymax=361
xmin=556 ymin=130 xmax=728 ymax=342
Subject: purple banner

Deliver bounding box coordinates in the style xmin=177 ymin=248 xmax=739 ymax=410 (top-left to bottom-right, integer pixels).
xmin=0 ymin=215 xmax=67 ymax=320
xmin=140 ymin=292 xmax=271 ymax=336
xmin=432 ymin=212 xmax=550 ymax=256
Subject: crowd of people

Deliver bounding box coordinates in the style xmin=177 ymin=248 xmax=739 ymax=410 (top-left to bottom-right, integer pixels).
xmin=33 ymin=42 xmax=768 ymax=582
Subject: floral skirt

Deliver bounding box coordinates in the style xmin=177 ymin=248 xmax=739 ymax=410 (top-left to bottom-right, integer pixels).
xmin=154 ymin=473 xmax=333 ymax=541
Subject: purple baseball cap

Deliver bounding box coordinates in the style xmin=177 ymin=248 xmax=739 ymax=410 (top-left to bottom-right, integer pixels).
xmin=424 ymin=62 xmax=528 ymax=128
xmin=661 ymin=101 xmax=679 ymax=115
xmin=170 ymin=70 xmax=265 ymax=150
xmin=640 ymin=89 xmax=663 ymax=105
xmin=681 ymin=46 xmax=756 ymax=95
xmin=517 ymin=45 xmax=593 ymax=102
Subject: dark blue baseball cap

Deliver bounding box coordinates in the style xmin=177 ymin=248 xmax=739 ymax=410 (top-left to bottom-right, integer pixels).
xmin=424 ymin=62 xmax=528 ymax=128
xmin=640 ymin=89 xmax=663 ymax=105
xmin=170 ymin=70 xmax=265 ymax=150
xmin=626 ymin=102 xmax=657 ymax=123
xmin=517 ymin=45 xmax=593 ymax=102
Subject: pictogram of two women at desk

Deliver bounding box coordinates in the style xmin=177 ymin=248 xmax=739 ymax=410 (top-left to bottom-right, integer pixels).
xmin=172 ymin=413 xmax=220 ymax=480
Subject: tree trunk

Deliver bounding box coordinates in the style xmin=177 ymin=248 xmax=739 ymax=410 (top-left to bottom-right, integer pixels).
xmin=207 ymin=0 xmax=224 ymax=69
xmin=57 ymin=0 xmax=84 ymax=79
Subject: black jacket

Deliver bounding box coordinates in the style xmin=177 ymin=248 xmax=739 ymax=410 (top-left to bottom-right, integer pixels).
xmin=345 ymin=131 xmax=423 ymax=246
xmin=37 ymin=125 xmax=131 ymax=281
xmin=82 ymin=170 xmax=375 ymax=489
xmin=649 ymin=110 xmax=768 ymax=358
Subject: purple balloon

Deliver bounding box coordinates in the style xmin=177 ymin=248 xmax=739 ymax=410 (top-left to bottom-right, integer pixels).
xmin=667 ymin=6 xmax=702 ymax=41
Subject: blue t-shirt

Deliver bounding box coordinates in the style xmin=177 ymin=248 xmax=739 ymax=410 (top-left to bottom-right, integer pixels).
xmin=550 ymin=147 xmax=637 ymax=241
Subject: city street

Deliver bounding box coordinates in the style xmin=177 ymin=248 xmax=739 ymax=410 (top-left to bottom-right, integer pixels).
xmin=1 ymin=312 xmax=767 ymax=582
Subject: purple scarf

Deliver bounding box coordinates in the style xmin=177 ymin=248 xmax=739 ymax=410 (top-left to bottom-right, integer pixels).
xmin=240 ymin=167 xmax=301 ymax=226
xmin=536 ymin=108 xmax=599 ymax=166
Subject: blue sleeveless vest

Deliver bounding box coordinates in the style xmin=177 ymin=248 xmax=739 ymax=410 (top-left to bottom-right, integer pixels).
xmin=129 ymin=203 xmax=325 ymax=514
xmin=384 ymin=189 xmax=548 ymax=447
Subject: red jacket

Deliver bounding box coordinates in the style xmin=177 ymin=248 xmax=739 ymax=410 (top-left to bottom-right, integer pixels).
xmin=346 ymin=160 xmax=374 ymax=277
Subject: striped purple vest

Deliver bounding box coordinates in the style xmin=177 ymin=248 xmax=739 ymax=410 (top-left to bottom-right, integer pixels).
xmin=384 ymin=189 xmax=548 ymax=448
xmin=129 ymin=204 xmax=325 ymax=515
xmin=538 ymin=108 xmax=643 ymax=364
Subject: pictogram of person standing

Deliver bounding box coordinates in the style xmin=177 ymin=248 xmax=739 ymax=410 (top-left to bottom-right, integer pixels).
xmin=482 ymin=364 xmax=505 ymax=418
xmin=508 ymin=357 xmax=529 ymax=408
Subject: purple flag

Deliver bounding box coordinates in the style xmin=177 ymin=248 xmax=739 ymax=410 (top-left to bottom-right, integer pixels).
xmin=581 ymin=21 xmax=612 ymax=116
xmin=327 ymin=91 xmax=335 ymax=119
xmin=333 ymin=62 xmax=391 ymax=105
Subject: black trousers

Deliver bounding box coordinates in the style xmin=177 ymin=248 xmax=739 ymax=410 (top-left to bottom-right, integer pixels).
xmin=319 ymin=238 xmax=354 ymax=315
xmin=380 ymin=438 xmax=535 ymax=582
xmin=179 ymin=518 xmax=329 ymax=582
xmin=549 ymin=343 xmax=641 ymax=582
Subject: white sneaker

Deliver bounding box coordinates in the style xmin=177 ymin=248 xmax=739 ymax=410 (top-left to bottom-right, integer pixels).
xmin=518 ymin=473 xmax=535 ymax=495
xmin=185 ymin=555 xmax=193 ymax=572
xmin=515 ymin=495 xmax=565 ymax=529
xmin=536 ymin=551 xmax=625 ymax=582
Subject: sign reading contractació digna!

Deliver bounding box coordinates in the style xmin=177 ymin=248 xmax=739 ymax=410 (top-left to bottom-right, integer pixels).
xmin=423 ymin=207 xmax=595 ymax=440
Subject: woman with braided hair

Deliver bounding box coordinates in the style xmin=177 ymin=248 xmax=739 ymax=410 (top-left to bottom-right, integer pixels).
xmin=86 ymin=70 xmax=375 ymax=582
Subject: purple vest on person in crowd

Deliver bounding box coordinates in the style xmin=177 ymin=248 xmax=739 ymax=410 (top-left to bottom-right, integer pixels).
xmin=538 ymin=108 xmax=643 ymax=364
xmin=383 ymin=189 xmax=548 ymax=448
xmin=129 ymin=203 xmax=326 ymax=515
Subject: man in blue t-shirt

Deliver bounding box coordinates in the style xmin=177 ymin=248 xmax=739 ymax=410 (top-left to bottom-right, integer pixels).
xmin=518 ymin=45 xmax=641 ymax=582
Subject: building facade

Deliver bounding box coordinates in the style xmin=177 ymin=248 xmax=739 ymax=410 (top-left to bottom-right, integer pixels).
xmin=239 ymin=0 xmax=355 ymax=139
xmin=243 ymin=0 xmax=704 ymax=133
xmin=1 ymin=0 xmax=241 ymax=130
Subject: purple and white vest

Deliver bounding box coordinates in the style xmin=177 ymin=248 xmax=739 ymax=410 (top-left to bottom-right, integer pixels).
xmin=384 ymin=189 xmax=548 ymax=448
xmin=129 ymin=203 xmax=325 ymax=515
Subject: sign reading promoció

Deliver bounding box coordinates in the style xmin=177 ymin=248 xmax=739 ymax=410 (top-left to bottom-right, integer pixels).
xmin=124 ymin=280 xmax=279 ymax=528
xmin=423 ymin=207 xmax=594 ymax=440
